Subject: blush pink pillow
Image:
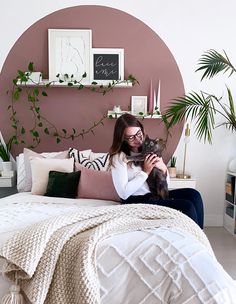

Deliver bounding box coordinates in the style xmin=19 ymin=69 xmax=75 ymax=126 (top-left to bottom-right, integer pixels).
xmin=75 ymin=163 xmax=120 ymax=202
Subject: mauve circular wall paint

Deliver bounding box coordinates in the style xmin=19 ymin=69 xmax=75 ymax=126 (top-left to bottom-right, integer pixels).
xmin=0 ymin=5 xmax=184 ymax=161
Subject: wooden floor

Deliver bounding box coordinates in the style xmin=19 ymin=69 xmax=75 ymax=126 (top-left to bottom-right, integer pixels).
xmin=204 ymin=227 xmax=236 ymax=279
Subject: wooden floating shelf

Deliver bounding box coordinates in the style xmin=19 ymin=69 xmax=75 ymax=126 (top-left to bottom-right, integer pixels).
xmin=107 ymin=110 xmax=161 ymax=119
xmin=17 ymin=79 xmax=133 ymax=88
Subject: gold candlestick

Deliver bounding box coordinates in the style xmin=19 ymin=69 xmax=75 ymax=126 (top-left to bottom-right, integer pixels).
xmin=177 ymin=124 xmax=191 ymax=179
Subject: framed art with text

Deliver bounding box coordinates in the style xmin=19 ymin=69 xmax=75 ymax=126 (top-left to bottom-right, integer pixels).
xmin=48 ymin=29 xmax=92 ymax=84
xmin=91 ymin=48 xmax=124 ymax=83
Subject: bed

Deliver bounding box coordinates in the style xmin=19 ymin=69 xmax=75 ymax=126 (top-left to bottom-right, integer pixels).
xmin=0 ymin=149 xmax=236 ymax=304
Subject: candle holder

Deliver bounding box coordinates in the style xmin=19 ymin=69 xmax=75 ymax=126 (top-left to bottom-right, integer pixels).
xmin=177 ymin=124 xmax=191 ymax=179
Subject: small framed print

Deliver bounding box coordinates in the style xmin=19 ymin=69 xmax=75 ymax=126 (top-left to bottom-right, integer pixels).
xmin=91 ymin=48 xmax=124 ymax=82
xmin=131 ymin=96 xmax=148 ymax=116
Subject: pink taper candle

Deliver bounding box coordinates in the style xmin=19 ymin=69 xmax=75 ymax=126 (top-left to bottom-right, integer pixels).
xmin=148 ymin=79 xmax=154 ymax=113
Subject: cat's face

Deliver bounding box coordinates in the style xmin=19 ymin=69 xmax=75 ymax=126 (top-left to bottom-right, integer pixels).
xmin=142 ymin=136 xmax=166 ymax=156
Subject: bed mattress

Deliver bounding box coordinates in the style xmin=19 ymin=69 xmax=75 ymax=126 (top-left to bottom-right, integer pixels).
xmin=0 ymin=193 xmax=235 ymax=304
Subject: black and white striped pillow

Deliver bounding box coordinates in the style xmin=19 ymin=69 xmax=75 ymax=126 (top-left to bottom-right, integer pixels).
xmin=69 ymin=148 xmax=91 ymax=163
xmin=69 ymin=148 xmax=109 ymax=171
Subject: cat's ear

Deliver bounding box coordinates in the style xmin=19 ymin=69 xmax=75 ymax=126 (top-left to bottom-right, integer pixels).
xmin=145 ymin=134 xmax=150 ymax=140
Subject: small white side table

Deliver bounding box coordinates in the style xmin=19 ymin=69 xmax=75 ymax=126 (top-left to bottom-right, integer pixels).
xmin=168 ymin=177 xmax=196 ymax=190
xmin=0 ymin=172 xmax=17 ymax=198
xmin=0 ymin=171 xmax=16 ymax=187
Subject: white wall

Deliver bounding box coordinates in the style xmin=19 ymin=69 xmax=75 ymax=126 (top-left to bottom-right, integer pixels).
xmin=1 ymin=0 xmax=236 ymax=226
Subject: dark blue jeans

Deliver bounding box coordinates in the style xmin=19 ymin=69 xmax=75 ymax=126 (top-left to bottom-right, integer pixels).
xmin=121 ymin=188 xmax=204 ymax=229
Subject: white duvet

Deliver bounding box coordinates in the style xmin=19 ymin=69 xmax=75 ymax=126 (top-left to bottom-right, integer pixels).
xmin=0 ymin=193 xmax=236 ymax=304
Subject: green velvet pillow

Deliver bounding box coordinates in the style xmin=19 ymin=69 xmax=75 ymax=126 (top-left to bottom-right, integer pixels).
xmin=44 ymin=170 xmax=81 ymax=198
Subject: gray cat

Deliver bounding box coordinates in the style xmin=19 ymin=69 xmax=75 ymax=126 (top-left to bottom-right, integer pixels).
xmin=127 ymin=135 xmax=169 ymax=199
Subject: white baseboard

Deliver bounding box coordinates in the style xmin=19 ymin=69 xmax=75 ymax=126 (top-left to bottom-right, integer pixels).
xmin=204 ymin=214 xmax=223 ymax=227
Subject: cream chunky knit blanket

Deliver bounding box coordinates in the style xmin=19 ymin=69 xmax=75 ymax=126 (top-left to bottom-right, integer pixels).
xmin=0 ymin=204 xmax=212 ymax=304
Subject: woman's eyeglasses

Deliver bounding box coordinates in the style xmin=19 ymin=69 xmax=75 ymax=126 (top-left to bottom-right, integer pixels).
xmin=124 ymin=129 xmax=143 ymax=142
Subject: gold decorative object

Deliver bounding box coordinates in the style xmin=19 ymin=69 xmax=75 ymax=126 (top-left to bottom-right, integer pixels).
xmin=177 ymin=124 xmax=191 ymax=179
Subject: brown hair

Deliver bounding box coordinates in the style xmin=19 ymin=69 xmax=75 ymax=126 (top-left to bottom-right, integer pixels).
xmin=109 ymin=113 xmax=144 ymax=166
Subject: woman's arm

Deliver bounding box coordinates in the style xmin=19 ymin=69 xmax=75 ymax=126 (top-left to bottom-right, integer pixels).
xmin=111 ymin=153 xmax=148 ymax=200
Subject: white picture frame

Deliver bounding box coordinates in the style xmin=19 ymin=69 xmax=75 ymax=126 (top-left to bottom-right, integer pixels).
xmin=91 ymin=48 xmax=124 ymax=84
xmin=131 ymin=96 xmax=148 ymax=116
xmin=48 ymin=29 xmax=92 ymax=84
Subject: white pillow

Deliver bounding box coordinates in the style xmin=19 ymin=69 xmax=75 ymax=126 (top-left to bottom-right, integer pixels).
xmin=30 ymin=158 xmax=74 ymax=195
xmin=17 ymin=153 xmax=26 ymax=192
xmin=17 ymin=149 xmax=69 ymax=192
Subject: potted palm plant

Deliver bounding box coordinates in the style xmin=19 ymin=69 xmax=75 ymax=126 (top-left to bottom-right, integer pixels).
xmin=164 ymin=49 xmax=236 ymax=144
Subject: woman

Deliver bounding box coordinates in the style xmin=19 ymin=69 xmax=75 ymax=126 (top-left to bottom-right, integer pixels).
xmin=109 ymin=113 xmax=204 ymax=228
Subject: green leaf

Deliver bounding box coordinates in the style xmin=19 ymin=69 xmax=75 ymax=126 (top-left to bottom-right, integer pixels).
xmin=42 ymin=91 xmax=48 ymax=96
xmin=21 ymin=127 xmax=25 ymax=134
xmin=67 ymin=82 xmax=73 ymax=87
xmin=62 ymin=128 xmax=67 ymax=134
xmin=164 ymin=91 xmax=220 ymax=144
xmin=13 ymin=90 xmax=20 ymax=100
xmin=38 ymin=122 xmax=43 ymax=127
xmin=33 ymin=130 xmax=39 ymax=137
xmin=196 ymin=49 xmax=236 ymax=80
xmin=44 ymin=128 xmax=49 ymax=134
xmin=17 ymin=70 xmax=25 ymax=77
xmin=28 ymin=62 xmax=34 ymax=72
xmin=56 ymin=137 xmax=61 ymax=144
xmin=82 ymin=72 xmax=87 ymax=78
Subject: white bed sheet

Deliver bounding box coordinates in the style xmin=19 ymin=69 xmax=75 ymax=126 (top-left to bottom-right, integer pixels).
xmin=0 ymin=193 xmax=236 ymax=304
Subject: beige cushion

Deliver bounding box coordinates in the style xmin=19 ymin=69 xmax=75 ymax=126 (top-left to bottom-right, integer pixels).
xmin=30 ymin=157 xmax=74 ymax=195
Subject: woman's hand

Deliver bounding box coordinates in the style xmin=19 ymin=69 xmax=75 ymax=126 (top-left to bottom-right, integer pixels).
xmin=143 ymin=153 xmax=159 ymax=175
xmin=154 ymin=157 xmax=167 ymax=174
xmin=143 ymin=154 xmax=167 ymax=175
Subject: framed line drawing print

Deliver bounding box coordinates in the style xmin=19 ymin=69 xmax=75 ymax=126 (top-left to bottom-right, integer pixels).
xmin=91 ymin=48 xmax=124 ymax=82
xmin=48 ymin=29 xmax=92 ymax=84
xmin=131 ymin=96 xmax=148 ymax=116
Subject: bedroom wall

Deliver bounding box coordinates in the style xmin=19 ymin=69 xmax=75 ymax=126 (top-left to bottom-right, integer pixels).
xmin=1 ymin=0 xmax=236 ymax=226
xmin=0 ymin=5 xmax=184 ymax=163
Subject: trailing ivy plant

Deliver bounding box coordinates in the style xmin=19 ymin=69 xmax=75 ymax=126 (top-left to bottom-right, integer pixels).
xmin=7 ymin=62 xmax=139 ymax=149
